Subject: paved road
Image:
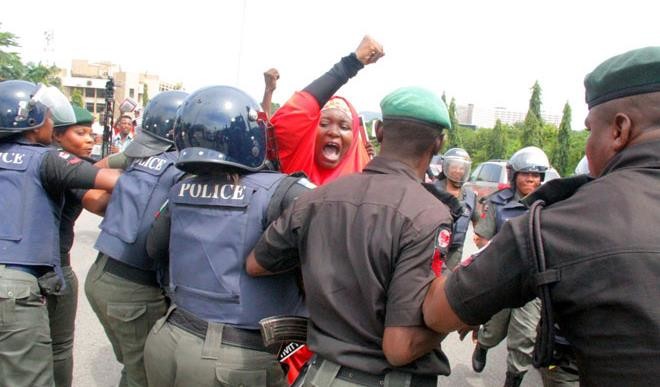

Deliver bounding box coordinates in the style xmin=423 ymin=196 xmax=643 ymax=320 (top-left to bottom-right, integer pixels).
xmin=70 ymin=211 xmax=541 ymax=386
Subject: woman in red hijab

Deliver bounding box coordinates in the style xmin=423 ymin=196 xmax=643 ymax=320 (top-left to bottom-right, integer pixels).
xmin=266 ymin=35 xmax=384 ymax=185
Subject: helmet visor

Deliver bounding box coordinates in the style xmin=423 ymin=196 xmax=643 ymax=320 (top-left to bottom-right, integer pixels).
xmin=442 ymin=156 xmax=471 ymax=184
xmin=33 ymin=85 xmax=76 ymax=127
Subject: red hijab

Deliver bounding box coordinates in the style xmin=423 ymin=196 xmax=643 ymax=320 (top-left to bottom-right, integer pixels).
xmin=271 ymin=91 xmax=370 ymax=185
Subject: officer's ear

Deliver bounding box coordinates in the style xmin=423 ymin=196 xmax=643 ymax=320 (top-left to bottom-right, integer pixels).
xmin=432 ymin=131 xmax=446 ymax=154
xmin=374 ymin=119 xmax=384 ymax=144
xmin=611 ymin=112 xmax=632 ymax=152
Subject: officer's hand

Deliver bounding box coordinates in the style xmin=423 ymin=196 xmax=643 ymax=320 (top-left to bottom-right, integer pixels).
xmin=458 ymin=325 xmax=479 ymax=341
xmin=355 ymin=35 xmax=385 ymax=65
xmin=263 ymin=68 xmax=280 ymax=92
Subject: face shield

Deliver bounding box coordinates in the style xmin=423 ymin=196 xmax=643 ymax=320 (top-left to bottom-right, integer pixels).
xmin=442 ymin=156 xmax=472 ymax=184
xmin=33 ymin=85 xmax=76 ymax=127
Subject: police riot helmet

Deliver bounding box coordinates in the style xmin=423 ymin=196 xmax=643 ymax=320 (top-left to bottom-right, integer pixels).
xmin=442 ymin=147 xmax=472 ymax=186
xmin=173 ymin=85 xmax=269 ymax=174
xmin=0 ymin=80 xmax=75 ymax=139
xmin=574 ymin=155 xmax=591 ymax=176
xmin=124 ymin=90 xmax=189 ymax=158
xmin=508 ymin=146 xmax=549 ymax=181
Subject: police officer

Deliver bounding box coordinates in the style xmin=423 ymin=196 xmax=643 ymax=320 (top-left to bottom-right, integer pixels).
xmin=246 ymin=87 xmax=454 ymax=386
xmin=0 ymin=80 xmax=118 ymax=387
xmin=84 ymin=91 xmax=188 ymax=387
xmin=470 ymin=146 xmax=549 ymax=387
xmin=433 ymin=148 xmax=478 ymax=271
xmin=423 ymin=46 xmax=660 ymax=386
xmin=50 ymin=103 xmax=111 ymax=387
xmin=143 ymin=85 xmax=311 ymax=387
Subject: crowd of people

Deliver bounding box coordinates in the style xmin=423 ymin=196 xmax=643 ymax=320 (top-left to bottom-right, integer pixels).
xmin=0 ymin=35 xmax=658 ymax=387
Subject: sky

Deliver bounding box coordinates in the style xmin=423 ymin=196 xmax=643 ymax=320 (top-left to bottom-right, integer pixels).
xmin=3 ymin=0 xmax=660 ymax=130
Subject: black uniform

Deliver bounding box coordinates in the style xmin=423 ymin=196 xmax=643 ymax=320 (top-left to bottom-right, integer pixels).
xmin=254 ymin=157 xmax=453 ymax=380
xmin=444 ymin=140 xmax=660 ymax=386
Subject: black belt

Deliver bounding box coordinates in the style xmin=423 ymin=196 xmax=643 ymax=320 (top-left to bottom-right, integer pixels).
xmin=4 ymin=264 xmax=51 ymax=278
xmin=312 ymin=356 xmax=438 ymax=387
xmin=168 ymin=307 xmax=267 ymax=352
xmin=102 ymin=255 xmax=159 ymax=288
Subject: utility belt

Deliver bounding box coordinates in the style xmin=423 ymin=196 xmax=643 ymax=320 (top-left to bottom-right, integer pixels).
xmin=102 ymin=254 xmax=159 ymax=288
xmin=2 ymin=264 xmax=63 ymax=296
xmin=305 ymin=355 xmax=437 ymax=387
xmin=168 ymin=307 xmax=267 ymax=352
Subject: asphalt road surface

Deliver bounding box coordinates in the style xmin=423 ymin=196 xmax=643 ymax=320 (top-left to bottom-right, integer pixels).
xmin=70 ymin=211 xmax=541 ymax=386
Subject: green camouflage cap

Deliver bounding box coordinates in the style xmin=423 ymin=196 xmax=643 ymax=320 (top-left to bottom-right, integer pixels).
xmin=55 ymin=104 xmax=94 ymax=127
xmin=380 ymin=86 xmax=451 ymax=130
xmin=585 ymin=46 xmax=660 ymax=108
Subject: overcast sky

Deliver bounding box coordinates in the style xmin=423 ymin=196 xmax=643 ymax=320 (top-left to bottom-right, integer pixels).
xmin=4 ymin=0 xmax=659 ymax=129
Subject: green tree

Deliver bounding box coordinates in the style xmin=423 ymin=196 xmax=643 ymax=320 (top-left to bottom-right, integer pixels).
xmin=521 ymin=110 xmax=543 ymax=147
xmin=446 ymin=97 xmax=462 ymax=148
xmin=521 ymin=81 xmax=544 ymax=147
xmin=142 ymin=83 xmax=150 ymax=106
xmin=0 ymin=25 xmax=25 ymax=81
xmin=270 ymin=102 xmax=281 ymax=115
xmin=553 ymin=102 xmax=572 ymax=175
xmin=529 ymin=80 xmax=543 ymax=124
xmin=71 ymin=89 xmax=83 ymax=107
xmin=23 ymin=62 xmax=61 ymax=87
xmin=488 ymin=119 xmax=507 ymax=159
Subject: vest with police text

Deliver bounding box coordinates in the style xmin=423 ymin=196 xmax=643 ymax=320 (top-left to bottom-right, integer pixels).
xmin=452 ymin=187 xmax=477 ymax=249
xmin=0 ymin=142 xmax=61 ymax=267
xmin=168 ymin=172 xmax=306 ymax=329
xmin=492 ymin=188 xmax=527 ymax=233
xmin=95 ymin=151 xmax=183 ymax=270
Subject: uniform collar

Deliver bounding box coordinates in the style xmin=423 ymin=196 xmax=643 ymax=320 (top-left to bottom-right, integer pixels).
xmin=363 ymin=156 xmax=421 ymax=182
xmin=601 ymin=139 xmax=660 ymax=176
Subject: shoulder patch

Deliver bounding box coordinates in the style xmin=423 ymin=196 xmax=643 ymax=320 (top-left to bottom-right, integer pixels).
xmin=296 ymin=177 xmax=316 ymax=190
xmin=431 ymin=227 xmax=452 ymax=277
xmin=58 ymin=151 xmax=82 ymax=165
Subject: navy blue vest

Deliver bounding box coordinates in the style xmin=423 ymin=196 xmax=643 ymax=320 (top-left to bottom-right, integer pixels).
xmin=452 ymin=187 xmax=477 ymax=249
xmin=0 ymin=142 xmax=61 ymax=268
xmin=95 ymin=151 xmax=183 ymax=270
xmin=491 ymin=188 xmax=527 ymax=233
xmin=168 ymin=172 xmax=306 ymax=329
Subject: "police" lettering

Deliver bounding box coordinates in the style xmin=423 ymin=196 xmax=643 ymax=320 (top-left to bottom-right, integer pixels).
xmin=136 ymin=156 xmax=167 ymax=171
xmin=0 ymin=152 xmax=25 ymax=165
xmin=178 ymin=183 xmax=246 ymax=200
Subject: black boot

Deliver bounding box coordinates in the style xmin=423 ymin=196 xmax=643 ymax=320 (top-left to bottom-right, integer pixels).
xmin=471 ymin=343 xmax=488 ymax=373
xmin=503 ymin=371 xmax=525 ymax=387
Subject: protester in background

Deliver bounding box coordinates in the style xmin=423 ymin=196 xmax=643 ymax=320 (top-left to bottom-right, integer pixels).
xmin=111 ymin=114 xmax=134 ymax=153
xmin=268 ymin=35 xmax=383 ymax=185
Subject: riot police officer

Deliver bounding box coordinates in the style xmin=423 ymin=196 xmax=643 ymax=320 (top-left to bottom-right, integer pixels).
xmin=433 ymin=148 xmax=479 ymax=271
xmin=0 ymin=80 xmax=118 ymax=387
xmin=85 ymin=91 xmax=188 ymax=387
xmin=471 ymin=146 xmax=549 ymax=387
xmin=143 ymin=85 xmax=311 ymax=387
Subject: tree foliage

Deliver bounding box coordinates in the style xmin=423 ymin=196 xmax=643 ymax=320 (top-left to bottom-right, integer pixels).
xmin=142 ymin=83 xmax=150 ymax=106
xmin=0 ymin=24 xmax=61 ymax=85
xmin=488 ymin=119 xmax=507 ymax=159
xmin=529 ymin=81 xmax=543 ymax=123
xmin=553 ymin=102 xmax=572 ymax=175
xmin=446 ymin=97 xmax=462 ymax=148
xmin=71 ymin=89 xmax=83 ymax=107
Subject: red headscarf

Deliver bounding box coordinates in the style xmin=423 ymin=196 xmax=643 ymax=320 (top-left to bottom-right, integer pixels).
xmin=271 ymin=91 xmax=370 ymax=185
